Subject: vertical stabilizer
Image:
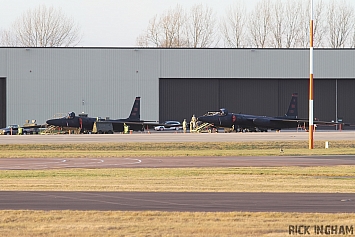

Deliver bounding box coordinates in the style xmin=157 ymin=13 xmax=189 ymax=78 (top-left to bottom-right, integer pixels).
xmin=285 ymin=93 xmax=298 ymax=118
xmin=128 ymin=97 xmax=140 ymax=121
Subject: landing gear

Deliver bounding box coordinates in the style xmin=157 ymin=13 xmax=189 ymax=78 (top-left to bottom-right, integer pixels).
xmin=236 ymin=127 xmax=268 ymax=133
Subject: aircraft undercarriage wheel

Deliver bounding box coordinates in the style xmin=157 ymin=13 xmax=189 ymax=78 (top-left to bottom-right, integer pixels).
xmin=208 ymin=128 xmax=218 ymax=133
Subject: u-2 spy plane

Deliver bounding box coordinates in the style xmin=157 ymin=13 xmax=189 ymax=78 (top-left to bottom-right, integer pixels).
xmin=46 ymin=97 xmax=155 ymax=133
xmin=197 ymin=93 xmax=337 ymax=132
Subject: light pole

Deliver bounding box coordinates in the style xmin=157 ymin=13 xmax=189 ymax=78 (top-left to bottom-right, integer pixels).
xmin=309 ymin=0 xmax=314 ymax=149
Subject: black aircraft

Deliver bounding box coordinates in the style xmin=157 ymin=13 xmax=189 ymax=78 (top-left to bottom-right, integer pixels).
xmin=46 ymin=97 xmax=155 ymax=133
xmin=197 ymin=93 xmax=338 ymax=132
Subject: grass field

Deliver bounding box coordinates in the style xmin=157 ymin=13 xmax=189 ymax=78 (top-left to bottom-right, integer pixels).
xmin=1 ymin=166 xmax=355 ymax=192
xmin=1 ymin=141 xmax=355 ymax=236
xmin=1 ymin=140 xmax=355 ymax=158
xmin=1 ymin=211 xmax=355 ymax=237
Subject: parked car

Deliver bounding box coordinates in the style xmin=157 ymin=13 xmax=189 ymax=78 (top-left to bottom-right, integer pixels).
xmin=0 ymin=125 xmax=21 ymax=135
xmin=0 ymin=124 xmax=39 ymax=135
xmin=154 ymin=121 xmax=182 ymax=131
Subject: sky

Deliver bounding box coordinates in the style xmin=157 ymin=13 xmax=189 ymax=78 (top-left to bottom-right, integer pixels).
xmin=0 ymin=0 xmax=351 ymax=47
xmin=0 ymin=0 xmax=261 ymax=47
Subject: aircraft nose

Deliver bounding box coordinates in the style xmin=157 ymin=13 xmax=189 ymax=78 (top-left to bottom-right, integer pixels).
xmin=46 ymin=119 xmax=54 ymax=125
xmin=197 ymin=115 xmax=215 ymax=124
xmin=46 ymin=119 xmax=60 ymax=126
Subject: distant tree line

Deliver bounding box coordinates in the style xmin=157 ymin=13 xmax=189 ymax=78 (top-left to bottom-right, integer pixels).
xmin=137 ymin=0 xmax=355 ymax=48
xmin=2 ymin=0 xmax=354 ymax=48
xmin=0 ymin=5 xmax=81 ymax=47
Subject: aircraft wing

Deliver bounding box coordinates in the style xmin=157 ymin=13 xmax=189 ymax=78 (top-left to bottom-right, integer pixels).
xmin=108 ymin=120 xmax=178 ymax=130
xmin=126 ymin=121 xmax=184 ymax=129
xmin=22 ymin=123 xmax=47 ymax=129
xmin=110 ymin=120 xmax=183 ymax=127
xmin=270 ymin=118 xmax=347 ymax=126
xmin=111 ymin=121 xmax=157 ymax=125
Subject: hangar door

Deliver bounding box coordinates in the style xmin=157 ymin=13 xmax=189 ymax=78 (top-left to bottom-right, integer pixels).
xmin=159 ymin=78 xmax=299 ymax=123
xmin=337 ymin=80 xmax=355 ymax=125
xmin=0 ymin=78 xmax=6 ymax=128
xmin=159 ymin=79 xmax=219 ymax=122
xmin=159 ymin=78 xmax=340 ymax=125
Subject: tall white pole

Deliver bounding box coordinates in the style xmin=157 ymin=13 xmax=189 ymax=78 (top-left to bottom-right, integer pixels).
xmin=309 ymin=0 xmax=314 ymax=149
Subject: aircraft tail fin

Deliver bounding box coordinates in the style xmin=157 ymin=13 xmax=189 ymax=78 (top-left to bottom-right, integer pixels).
xmin=285 ymin=93 xmax=298 ymax=118
xmin=128 ymin=97 xmax=141 ymax=121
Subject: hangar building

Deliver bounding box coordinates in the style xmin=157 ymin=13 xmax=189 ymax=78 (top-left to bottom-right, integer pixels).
xmin=0 ymin=47 xmax=354 ymax=128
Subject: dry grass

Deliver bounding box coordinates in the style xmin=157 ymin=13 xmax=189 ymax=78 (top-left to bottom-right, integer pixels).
xmin=0 ymin=211 xmax=354 ymax=237
xmin=1 ymin=166 xmax=355 ymax=192
xmin=0 ymin=140 xmax=355 ymax=158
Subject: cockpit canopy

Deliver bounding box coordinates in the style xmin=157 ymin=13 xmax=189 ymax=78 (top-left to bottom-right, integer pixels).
xmin=67 ymin=112 xmax=76 ymax=119
xmin=219 ymin=108 xmax=228 ymax=116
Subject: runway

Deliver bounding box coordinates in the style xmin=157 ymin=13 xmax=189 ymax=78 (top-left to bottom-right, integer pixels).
xmin=0 ymin=130 xmax=354 ymax=144
xmin=1 ymin=155 xmax=355 ymax=170
xmin=1 ymin=191 xmax=354 ymax=213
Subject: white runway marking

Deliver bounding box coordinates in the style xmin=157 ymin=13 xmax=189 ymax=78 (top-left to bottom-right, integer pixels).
xmin=0 ymin=158 xmax=142 ymax=170
xmin=0 ymin=159 xmax=67 ymax=169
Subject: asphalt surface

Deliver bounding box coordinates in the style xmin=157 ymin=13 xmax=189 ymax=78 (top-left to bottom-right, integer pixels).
xmin=2 ymin=155 xmax=355 ymax=170
xmin=1 ymin=131 xmax=355 ymax=212
xmin=0 ymin=130 xmax=354 ymax=144
xmin=1 ymin=191 xmax=354 ymax=213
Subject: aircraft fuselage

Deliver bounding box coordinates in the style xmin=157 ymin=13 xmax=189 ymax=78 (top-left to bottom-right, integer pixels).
xmin=197 ymin=112 xmax=297 ymax=131
xmin=46 ymin=116 xmax=97 ymax=131
xmin=197 ymin=93 xmax=300 ymax=132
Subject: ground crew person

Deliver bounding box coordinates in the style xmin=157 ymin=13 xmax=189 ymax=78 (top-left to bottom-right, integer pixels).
xmin=182 ymin=119 xmax=187 ymax=133
xmin=124 ymin=123 xmax=129 ymax=134
xmin=18 ymin=126 xmax=23 ymax=135
xmin=190 ymin=114 xmax=197 ymax=132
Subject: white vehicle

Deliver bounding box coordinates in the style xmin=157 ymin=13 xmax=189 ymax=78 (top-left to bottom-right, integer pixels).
xmin=154 ymin=121 xmax=182 ymax=131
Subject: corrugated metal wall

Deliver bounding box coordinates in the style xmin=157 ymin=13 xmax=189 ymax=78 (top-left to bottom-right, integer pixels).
xmin=317 ymin=50 xmax=355 ymax=78
xmin=278 ymin=79 xmax=308 ymax=119
xmin=160 ymin=49 xmax=309 ymax=79
xmin=0 ymin=48 xmax=355 ymax=126
xmin=159 ymin=78 xmax=344 ymax=125
xmin=159 ymin=79 xmax=219 ymax=122
xmin=314 ymin=80 xmax=336 ymax=122
xmin=2 ymin=48 xmax=160 ymax=125
xmin=278 ymin=79 xmax=336 ymax=122
xmin=219 ymin=79 xmax=279 ymax=116
xmin=0 ymin=78 xmax=5 ymax=128
xmin=338 ymin=80 xmax=355 ymax=123
xmin=159 ymin=78 xmax=282 ymax=123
